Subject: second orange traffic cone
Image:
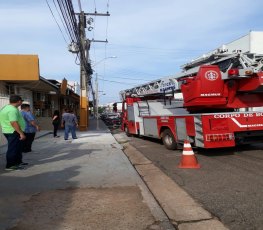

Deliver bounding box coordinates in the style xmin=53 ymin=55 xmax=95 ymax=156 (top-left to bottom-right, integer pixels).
xmin=178 ymin=140 xmax=200 ymax=169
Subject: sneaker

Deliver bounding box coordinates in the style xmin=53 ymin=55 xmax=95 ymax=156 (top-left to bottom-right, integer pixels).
xmin=5 ymin=165 xmax=24 ymax=171
xmin=54 ymin=136 xmax=60 ymax=138
xmin=64 ymin=139 xmax=68 ymax=140
xmin=19 ymin=162 xmax=29 ymax=166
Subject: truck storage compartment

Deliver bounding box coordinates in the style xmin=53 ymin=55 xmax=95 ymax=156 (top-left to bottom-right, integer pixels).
xmin=181 ymin=66 xmax=226 ymax=108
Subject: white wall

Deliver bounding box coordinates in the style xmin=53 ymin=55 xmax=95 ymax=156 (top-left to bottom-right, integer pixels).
xmin=0 ymin=95 xmax=9 ymax=147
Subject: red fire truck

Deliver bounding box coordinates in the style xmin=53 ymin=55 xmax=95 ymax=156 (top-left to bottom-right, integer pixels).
xmin=120 ymin=32 xmax=263 ymax=149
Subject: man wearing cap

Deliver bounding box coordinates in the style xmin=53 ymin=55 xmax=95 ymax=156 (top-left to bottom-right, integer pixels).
xmin=0 ymin=95 xmax=26 ymax=170
xmin=20 ymin=103 xmax=40 ymax=152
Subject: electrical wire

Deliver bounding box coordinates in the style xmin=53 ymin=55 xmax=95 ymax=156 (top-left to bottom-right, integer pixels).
xmin=45 ymin=0 xmax=68 ymax=44
xmin=92 ymin=0 xmax=111 ymax=93
xmin=56 ymin=0 xmax=91 ymax=77
xmin=105 ymin=0 xmax=110 ymax=38
xmin=102 ymin=0 xmax=110 ymax=92
xmin=52 ymin=0 xmax=112 ymax=100
xmin=93 ymin=0 xmax=97 ymax=12
xmin=106 ymin=68 xmax=165 ymax=78
xmin=56 ymin=0 xmax=76 ymax=42
xmin=77 ymin=0 xmax=82 ymax=12
xmin=98 ymin=78 xmax=136 ymax=86
xmin=102 ymin=43 xmax=107 ymax=92
xmin=107 ymin=43 xmax=205 ymax=53
xmin=103 ymin=76 xmax=149 ymax=81
xmin=91 ymin=2 xmax=97 ymax=68
xmin=52 ymin=0 xmax=71 ymax=41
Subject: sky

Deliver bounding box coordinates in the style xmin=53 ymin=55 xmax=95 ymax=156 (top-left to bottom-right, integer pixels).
xmin=1 ymin=0 xmax=263 ymax=104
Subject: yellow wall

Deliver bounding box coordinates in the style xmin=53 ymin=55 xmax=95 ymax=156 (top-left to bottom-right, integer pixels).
xmin=60 ymin=78 xmax=67 ymax=95
xmin=0 ymin=54 xmax=39 ymax=80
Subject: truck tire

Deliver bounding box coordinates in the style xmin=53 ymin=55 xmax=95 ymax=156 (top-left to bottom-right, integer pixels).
xmin=162 ymin=129 xmax=177 ymax=150
xmin=125 ymin=126 xmax=131 ymax=137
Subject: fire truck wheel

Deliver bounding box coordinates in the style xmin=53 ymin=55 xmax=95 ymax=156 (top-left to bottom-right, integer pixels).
xmin=125 ymin=126 xmax=131 ymax=137
xmin=162 ymin=129 xmax=177 ymax=150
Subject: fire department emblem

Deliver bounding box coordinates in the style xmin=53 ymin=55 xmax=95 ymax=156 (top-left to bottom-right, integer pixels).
xmin=205 ymin=71 xmax=218 ymax=81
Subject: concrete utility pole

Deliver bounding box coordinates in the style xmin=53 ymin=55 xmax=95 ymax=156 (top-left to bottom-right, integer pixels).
xmin=76 ymin=11 xmax=110 ymax=130
xmin=78 ymin=11 xmax=89 ymax=131
xmin=95 ymin=73 xmax=99 ymax=119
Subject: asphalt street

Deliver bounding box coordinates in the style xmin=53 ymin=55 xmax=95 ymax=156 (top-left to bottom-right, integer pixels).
xmin=126 ymin=135 xmax=263 ymax=230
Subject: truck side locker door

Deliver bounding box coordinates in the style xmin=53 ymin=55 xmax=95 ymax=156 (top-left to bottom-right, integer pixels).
xmin=175 ymin=118 xmax=187 ymax=142
xmin=127 ymin=104 xmax=136 ymax=134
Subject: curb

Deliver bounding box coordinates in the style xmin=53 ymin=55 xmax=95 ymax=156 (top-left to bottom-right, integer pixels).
xmin=114 ymin=134 xmax=228 ymax=230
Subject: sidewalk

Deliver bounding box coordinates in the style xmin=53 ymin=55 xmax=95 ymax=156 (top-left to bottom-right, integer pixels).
xmin=0 ymin=119 xmax=174 ymax=230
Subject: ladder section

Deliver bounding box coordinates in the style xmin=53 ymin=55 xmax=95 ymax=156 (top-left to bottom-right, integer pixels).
xmin=182 ymin=52 xmax=263 ymax=74
xmin=120 ymin=76 xmax=179 ymax=98
xmin=137 ymin=101 xmax=150 ymax=116
xmin=120 ymin=52 xmax=263 ymax=99
xmin=194 ymin=116 xmax=204 ymax=147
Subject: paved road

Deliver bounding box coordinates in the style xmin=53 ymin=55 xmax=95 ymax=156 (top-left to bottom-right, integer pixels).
xmin=126 ymin=135 xmax=263 ymax=230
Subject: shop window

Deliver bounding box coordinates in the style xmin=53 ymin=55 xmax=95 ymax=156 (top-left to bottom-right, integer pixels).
xmin=5 ymin=84 xmax=15 ymax=95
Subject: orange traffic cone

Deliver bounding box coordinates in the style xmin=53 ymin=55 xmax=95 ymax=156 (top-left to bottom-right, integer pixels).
xmin=178 ymin=140 xmax=200 ymax=169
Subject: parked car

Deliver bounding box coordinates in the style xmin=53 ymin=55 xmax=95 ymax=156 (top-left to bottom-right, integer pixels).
xmin=100 ymin=112 xmax=108 ymax=121
xmin=102 ymin=113 xmax=121 ymax=128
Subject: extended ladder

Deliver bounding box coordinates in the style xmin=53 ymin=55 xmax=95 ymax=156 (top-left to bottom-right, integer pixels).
xmin=120 ymin=52 xmax=263 ymax=99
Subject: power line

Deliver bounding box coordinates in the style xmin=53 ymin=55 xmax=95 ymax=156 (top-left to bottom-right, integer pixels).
xmin=107 ymin=43 xmax=206 ymax=53
xmin=103 ymin=76 xmax=149 ymax=81
xmin=77 ymin=0 xmax=82 ymax=12
xmin=105 ymin=0 xmax=110 ymax=39
xmin=45 ymin=0 xmax=68 ymax=44
xmin=52 ymin=0 xmax=71 ymax=41
xmin=56 ymin=0 xmax=76 ymax=42
xmin=93 ymin=0 xmax=97 ymax=12
xmin=106 ymin=68 xmax=165 ymax=78
xmin=102 ymin=0 xmax=110 ymax=92
xmin=98 ymin=78 xmax=136 ymax=86
xmin=55 ymin=0 xmax=91 ymax=76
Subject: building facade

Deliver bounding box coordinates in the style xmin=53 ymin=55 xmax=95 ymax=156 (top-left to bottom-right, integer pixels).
xmin=0 ymin=54 xmax=80 ymax=146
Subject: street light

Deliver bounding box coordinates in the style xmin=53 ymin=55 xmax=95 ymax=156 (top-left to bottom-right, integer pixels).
xmin=93 ymin=56 xmax=117 ymax=119
xmin=96 ymin=92 xmax=106 ymax=118
xmin=91 ymin=56 xmax=117 ymax=67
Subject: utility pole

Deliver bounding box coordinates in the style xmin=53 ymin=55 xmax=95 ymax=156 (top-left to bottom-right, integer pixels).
xmin=57 ymin=3 xmax=109 ymax=130
xmin=76 ymin=11 xmax=109 ymax=129
xmin=95 ymin=73 xmax=99 ymax=119
xmin=78 ymin=11 xmax=89 ymax=131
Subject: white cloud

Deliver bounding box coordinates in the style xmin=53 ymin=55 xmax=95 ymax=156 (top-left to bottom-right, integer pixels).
xmin=1 ymin=0 xmax=263 ymax=103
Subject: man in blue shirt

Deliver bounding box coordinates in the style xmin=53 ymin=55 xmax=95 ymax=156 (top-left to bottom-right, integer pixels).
xmin=20 ymin=104 xmax=40 ymax=153
xmin=61 ymin=108 xmax=78 ymax=140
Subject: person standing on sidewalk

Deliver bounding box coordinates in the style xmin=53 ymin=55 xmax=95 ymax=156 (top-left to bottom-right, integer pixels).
xmin=20 ymin=103 xmax=40 ymax=153
xmin=52 ymin=110 xmax=60 ymax=138
xmin=61 ymin=109 xmax=78 ymax=140
xmin=0 ymin=95 xmax=26 ymax=170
